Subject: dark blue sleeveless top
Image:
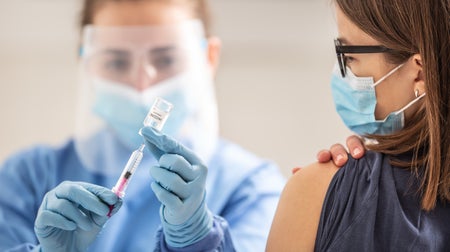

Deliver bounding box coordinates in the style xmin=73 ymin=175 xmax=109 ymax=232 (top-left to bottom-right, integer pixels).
xmin=315 ymin=151 xmax=450 ymax=251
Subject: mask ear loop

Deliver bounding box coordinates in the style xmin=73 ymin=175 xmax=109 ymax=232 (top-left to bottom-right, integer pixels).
xmin=394 ymin=92 xmax=426 ymax=115
xmin=372 ymin=64 xmax=405 ymax=87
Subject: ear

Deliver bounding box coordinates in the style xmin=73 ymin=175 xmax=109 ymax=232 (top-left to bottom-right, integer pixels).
xmin=411 ymin=54 xmax=425 ymax=95
xmin=205 ymin=36 xmax=222 ymax=77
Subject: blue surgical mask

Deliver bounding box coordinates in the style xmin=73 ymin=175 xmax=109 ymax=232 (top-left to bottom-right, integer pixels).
xmin=92 ymin=83 xmax=152 ymax=150
xmin=330 ymin=63 xmax=425 ymax=135
xmin=91 ymin=71 xmax=219 ymax=162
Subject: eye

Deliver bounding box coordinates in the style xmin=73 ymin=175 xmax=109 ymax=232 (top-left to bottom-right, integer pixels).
xmin=344 ymin=55 xmax=355 ymax=64
xmin=104 ymin=57 xmax=131 ymax=73
xmin=152 ymin=55 xmax=176 ymax=70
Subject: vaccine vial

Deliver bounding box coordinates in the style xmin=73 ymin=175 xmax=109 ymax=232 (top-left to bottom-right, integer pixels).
xmin=143 ymin=97 xmax=174 ymax=131
xmin=109 ymin=97 xmax=174 ymax=214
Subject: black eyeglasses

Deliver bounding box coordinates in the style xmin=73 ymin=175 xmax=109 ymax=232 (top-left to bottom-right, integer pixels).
xmin=334 ymin=38 xmax=393 ymax=77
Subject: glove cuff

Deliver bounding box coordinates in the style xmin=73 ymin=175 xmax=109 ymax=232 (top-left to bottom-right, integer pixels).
xmin=161 ymin=195 xmax=213 ymax=247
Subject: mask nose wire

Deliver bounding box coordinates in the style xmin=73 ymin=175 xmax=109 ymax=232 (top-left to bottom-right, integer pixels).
xmin=372 ymin=63 xmax=405 ymax=87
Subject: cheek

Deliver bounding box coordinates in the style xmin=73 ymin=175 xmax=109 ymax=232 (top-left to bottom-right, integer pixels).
xmin=350 ymin=54 xmax=387 ymax=78
xmin=374 ymin=83 xmax=394 ymax=119
xmin=374 ymin=75 xmax=415 ymax=119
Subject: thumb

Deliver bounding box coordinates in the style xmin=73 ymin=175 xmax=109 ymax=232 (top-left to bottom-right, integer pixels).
xmin=140 ymin=126 xmax=204 ymax=166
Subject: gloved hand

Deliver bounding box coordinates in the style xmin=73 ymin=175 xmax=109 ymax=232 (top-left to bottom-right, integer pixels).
xmin=34 ymin=181 xmax=122 ymax=252
xmin=140 ymin=126 xmax=213 ymax=247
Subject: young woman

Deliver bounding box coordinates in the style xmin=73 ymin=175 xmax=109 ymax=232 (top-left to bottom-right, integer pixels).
xmin=0 ymin=1 xmax=288 ymax=251
xmin=267 ymin=0 xmax=450 ymax=251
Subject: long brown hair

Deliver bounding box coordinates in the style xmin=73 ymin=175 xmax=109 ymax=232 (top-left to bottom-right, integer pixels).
xmin=335 ymin=0 xmax=450 ymax=211
xmin=80 ymin=0 xmax=212 ymax=36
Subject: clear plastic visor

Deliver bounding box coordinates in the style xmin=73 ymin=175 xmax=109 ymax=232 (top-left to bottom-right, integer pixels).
xmin=74 ymin=20 xmax=218 ymax=175
xmin=81 ymin=20 xmax=206 ymax=89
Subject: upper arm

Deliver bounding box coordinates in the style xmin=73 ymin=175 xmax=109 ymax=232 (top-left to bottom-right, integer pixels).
xmin=266 ymin=161 xmax=339 ymax=252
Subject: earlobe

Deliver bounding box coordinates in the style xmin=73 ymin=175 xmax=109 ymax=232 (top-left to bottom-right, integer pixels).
xmin=206 ymin=36 xmax=222 ymax=76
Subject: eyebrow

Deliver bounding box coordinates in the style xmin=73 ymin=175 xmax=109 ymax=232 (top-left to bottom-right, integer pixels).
xmin=337 ymin=37 xmax=351 ymax=45
xmin=101 ymin=49 xmax=129 ymax=56
xmin=150 ymin=46 xmax=176 ymax=54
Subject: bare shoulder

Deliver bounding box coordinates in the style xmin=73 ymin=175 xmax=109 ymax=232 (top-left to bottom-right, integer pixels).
xmin=266 ymin=161 xmax=339 ymax=252
xmin=291 ymin=161 xmax=341 ymax=190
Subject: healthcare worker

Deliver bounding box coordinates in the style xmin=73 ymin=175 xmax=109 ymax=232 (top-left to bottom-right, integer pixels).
xmin=267 ymin=0 xmax=450 ymax=250
xmin=0 ymin=0 xmax=288 ymax=251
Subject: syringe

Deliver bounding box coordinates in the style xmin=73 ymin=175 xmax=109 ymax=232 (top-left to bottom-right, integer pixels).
xmin=111 ymin=144 xmax=145 ymax=198
xmin=111 ymin=97 xmax=173 ymax=198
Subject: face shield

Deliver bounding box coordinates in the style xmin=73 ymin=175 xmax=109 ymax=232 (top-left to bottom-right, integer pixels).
xmin=75 ymin=20 xmax=219 ymax=175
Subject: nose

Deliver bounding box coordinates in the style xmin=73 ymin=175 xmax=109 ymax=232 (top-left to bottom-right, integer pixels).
xmin=134 ymin=63 xmax=158 ymax=91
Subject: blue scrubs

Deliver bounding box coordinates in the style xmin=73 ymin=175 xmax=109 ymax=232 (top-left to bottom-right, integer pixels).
xmin=0 ymin=133 xmax=285 ymax=251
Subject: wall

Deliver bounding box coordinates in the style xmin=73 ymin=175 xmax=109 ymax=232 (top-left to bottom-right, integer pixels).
xmin=0 ymin=0 xmax=351 ymax=177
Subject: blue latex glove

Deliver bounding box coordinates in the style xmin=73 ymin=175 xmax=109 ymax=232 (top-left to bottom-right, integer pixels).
xmin=34 ymin=181 xmax=122 ymax=252
xmin=140 ymin=126 xmax=213 ymax=247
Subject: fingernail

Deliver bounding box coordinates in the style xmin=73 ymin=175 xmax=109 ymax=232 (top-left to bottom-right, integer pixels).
xmin=353 ymin=148 xmax=362 ymax=156
xmin=336 ymin=154 xmax=344 ymax=163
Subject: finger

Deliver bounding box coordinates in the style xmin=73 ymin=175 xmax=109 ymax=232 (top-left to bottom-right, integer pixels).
xmin=140 ymin=126 xmax=204 ymax=166
xmin=45 ymin=196 xmax=93 ymax=231
xmin=77 ymin=182 xmax=121 ymax=206
xmin=151 ymin=181 xmax=183 ymax=209
xmin=140 ymin=127 xmax=165 ymax=159
xmin=330 ymin=143 xmax=348 ymax=167
xmin=346 ymin=135 xmax=365 ymax=159
xmin=35 ymin=210 xmax=77 ymax=231
xmin=316 ymin=150 xmax=332 ymax=163
xmin=292 ymin=167 xmax=302 ymax=174
xmin=159 ymin=154 xmax=198 ymax=181
xmin=55 ymin=182 xmax=110 ymax=216
xmin=149 ymin=165 xmax=190 ymax=199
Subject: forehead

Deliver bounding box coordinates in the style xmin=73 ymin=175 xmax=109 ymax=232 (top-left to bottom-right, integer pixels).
xmin=86 ymin=27 xmax=193 ymax=48
xmin=92 ymin=1 xmax=194 ymax=26
xmin=335 ymin=4 xmax=378 ymax=45
xmin=81 ymin=20 xmax=205 ymax=54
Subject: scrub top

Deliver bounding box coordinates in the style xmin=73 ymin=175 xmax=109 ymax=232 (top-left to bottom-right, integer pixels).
xmin=0 ymin=133 xmax=285 ymax=251
xmin=315 ymin=151 xmax=450 ymax=251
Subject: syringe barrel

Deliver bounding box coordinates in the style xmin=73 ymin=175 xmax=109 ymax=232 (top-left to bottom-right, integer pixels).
xmin=112 ymin=148 xmax=144 ymax=198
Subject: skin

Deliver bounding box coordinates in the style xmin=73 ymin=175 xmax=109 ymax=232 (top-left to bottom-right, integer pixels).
xmin=94 ymin=1 xmax=363 ymax=168
xmin=266 ymin=4 xmax=425 ymax=251
xmin=94 ymin=1 xmax=365 ymax=172
xmin=335 ymin=6 xmax=425 ymax=120
xmin=293 ymin=135 xmax=365 ymax=174
xmin=92 ymin=0 xmax=222 ymax=91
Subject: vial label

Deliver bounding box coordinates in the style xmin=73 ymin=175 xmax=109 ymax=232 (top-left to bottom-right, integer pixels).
xmin=144 ymin=97 xmax=173 ymax=131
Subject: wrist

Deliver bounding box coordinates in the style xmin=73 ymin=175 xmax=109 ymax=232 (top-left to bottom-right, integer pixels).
xmin=161 ymin=197 xmax=213 ymax=247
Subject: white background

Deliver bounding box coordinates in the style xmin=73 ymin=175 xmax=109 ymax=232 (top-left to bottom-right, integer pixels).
xmin=0 ymin=0 xmax=351 ymax=177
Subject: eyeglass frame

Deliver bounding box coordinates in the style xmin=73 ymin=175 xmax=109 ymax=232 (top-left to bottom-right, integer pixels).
xmin=334 ymin=38 xmax=394 ymax=77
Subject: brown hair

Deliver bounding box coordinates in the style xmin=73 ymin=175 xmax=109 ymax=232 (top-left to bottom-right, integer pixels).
xmin=335 ymin=0 xmax=450 ymax=211
xmin=80 ymin=0 xmax=212 ymax=36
